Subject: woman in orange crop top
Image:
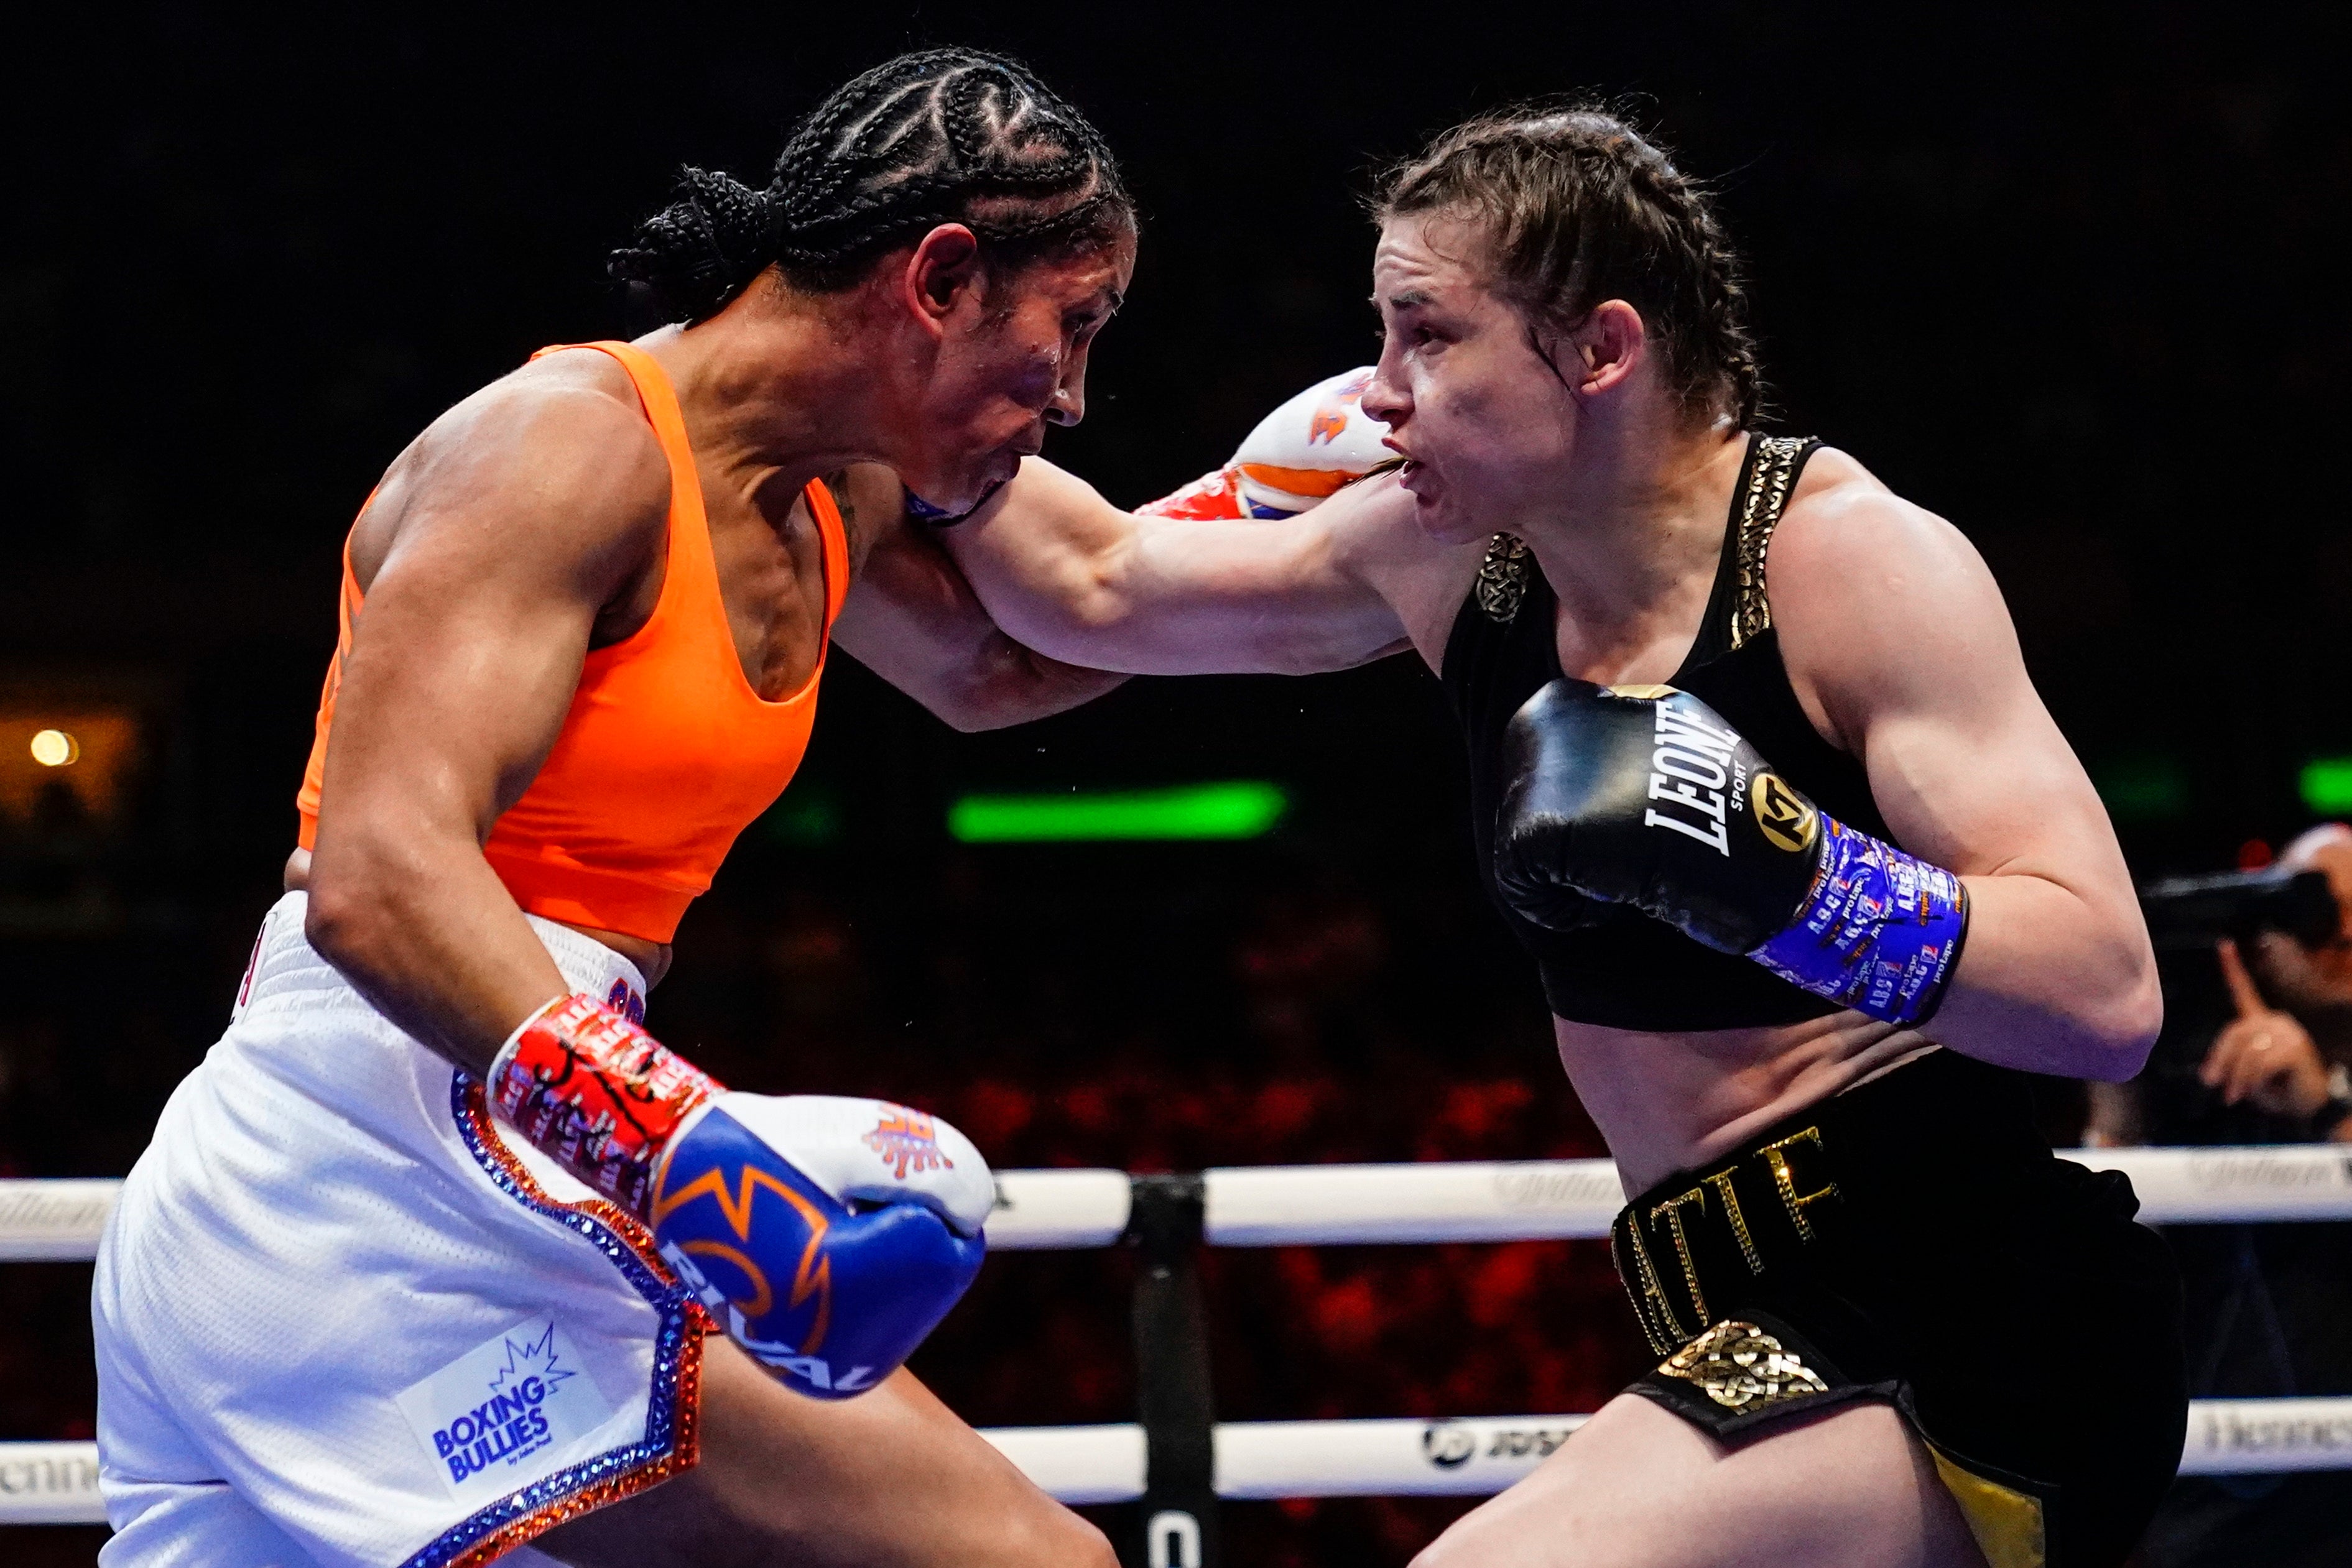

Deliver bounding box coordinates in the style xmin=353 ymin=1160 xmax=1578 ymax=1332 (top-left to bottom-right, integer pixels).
xmin=95 ymin=52 xmax=1132 ymax=1568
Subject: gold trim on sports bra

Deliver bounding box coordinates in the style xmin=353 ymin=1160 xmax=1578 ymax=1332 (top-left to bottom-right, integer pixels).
xmin=1475 ymin=532 xmax=1533 ymax=625
xmin=1728 ymin=435 xmax=1812 ymax=650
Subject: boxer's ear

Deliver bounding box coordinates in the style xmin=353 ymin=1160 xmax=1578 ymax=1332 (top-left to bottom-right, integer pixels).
xmin=900 ymin=224 xmax=986 ymax=336
xmin=1563 ymin=299 xmax=1647 ymax=399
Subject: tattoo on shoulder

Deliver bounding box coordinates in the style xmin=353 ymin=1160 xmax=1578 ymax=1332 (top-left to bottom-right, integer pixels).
xmin=821 ymin=469 xmax=859 ymax=558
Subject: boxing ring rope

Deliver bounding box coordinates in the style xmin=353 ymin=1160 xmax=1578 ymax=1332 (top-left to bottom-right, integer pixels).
xmin=9 ymin=1146 xmax=2352 ymax=1259
xmin=6 ymin=1146 xmax=2352 ymax=1533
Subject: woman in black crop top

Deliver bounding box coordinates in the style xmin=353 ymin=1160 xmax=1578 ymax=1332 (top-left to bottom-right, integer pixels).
xmin=953 ymin=108 xmax=2182 ymax=1568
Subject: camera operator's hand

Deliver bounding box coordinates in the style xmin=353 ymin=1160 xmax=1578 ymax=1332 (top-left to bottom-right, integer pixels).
xmin=2203 ymin=938 xmax=2333 ymax=1118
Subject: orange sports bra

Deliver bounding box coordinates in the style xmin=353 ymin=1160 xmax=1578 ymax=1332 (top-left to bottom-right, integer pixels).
xmin=295 ymin=339 xmax=849 ymax=943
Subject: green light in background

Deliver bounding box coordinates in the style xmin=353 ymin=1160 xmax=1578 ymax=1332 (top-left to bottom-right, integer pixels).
xmin=2094 ymin=755 xmax=2188 ymax=823
xmin=2302 ymin=759 xmax=2352 ymax=814
xmin=760 ymin=785 xmax=843 ymax=847
xmin=948 ymin=782 xmax=1289 ymax=843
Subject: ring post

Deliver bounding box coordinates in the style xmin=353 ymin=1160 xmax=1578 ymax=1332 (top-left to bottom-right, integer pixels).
xmin=1126 ymin=1173 xmax=1217 ymax=1568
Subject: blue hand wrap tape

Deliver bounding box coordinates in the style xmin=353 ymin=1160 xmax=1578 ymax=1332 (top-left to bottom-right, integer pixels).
xmin=1749 ymin=817 xmax=1968 ymax=1025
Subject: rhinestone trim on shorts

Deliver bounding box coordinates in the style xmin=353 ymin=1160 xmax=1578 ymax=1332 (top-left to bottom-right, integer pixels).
xmin=397 ymin=1074 xmax=713 ymax=1568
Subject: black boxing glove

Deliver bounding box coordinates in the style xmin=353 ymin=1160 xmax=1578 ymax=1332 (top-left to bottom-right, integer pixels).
xmin=1494 ymin=680 xmax=1969 ymax=1025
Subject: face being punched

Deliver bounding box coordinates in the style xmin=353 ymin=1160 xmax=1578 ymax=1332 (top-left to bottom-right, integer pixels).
xmin=896 ymin=223 xmax=1135 ymax=515
xmin=1359 ymin=211 xmax=1592 ymax=545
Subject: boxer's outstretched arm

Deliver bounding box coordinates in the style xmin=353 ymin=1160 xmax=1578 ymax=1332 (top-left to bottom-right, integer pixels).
xmin=825 ymin=464 xmax=1129 ymax=731
xmin=944 ymin=457 xmax=1461 ymax=675
xmin=1771 ymin=468 xmax=2160 ymax=1080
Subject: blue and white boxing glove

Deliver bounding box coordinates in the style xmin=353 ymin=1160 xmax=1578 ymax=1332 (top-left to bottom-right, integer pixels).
xmin=489 ymin=995 xmax=991 ymax=1400
xmin=649 ymin=1094 xmax=991 ymax=1398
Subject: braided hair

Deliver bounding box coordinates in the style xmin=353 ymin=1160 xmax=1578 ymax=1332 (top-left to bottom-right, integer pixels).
xmin=612 ymin=48 xmax=1133 ymax=323
xmin=1377 ymin=104 xmax=1762 ymax=428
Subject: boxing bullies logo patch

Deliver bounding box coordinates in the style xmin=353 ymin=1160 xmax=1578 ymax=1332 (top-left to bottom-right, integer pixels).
xmin=1750 ymin=773 xmax=1818 ymax=855
xmin=395 ymin=1319 xmax=624 ymax=1505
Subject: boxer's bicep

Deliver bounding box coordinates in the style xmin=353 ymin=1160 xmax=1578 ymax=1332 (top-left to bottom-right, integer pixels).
xmin=1322 ymin=475 xmax=1489 ymax=667
xmin=945 ymin=458 xmax=1170 ymax=658
xmin=1775 ymin=494 xmax=2137 ymax=907
xmin=950 ymin=458 xmax=1407 ymax=674
xmin=1123 ymin=477 xmax=1419 ymax=672
xmin=833 ymin=471 xmax=1131 ymax=729
xmin=1861 ymin=689 xmax=2123 ymax=895
xmin=1776 ymin=492 xmax=2157 ymax=1063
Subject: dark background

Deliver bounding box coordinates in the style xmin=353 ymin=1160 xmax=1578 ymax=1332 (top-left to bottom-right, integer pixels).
xmin=3 ymin=3 xmax=2347 ymax=1562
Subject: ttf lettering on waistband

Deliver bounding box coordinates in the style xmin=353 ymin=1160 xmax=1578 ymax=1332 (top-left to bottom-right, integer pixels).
xmin=1614 ymin=1124 xmax=1841 ymax=1357
xmin=1757 ymin=1127 xmax=1839 ymax=1241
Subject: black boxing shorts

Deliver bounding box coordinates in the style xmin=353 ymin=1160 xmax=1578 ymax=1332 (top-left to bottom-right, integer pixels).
xmin=1609 ymin=1049 xmax=2185 ymax=1568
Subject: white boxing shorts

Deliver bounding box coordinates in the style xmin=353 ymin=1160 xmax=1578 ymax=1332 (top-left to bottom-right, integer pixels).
xmin=93 ymin=893 xmax=711 ymax=1567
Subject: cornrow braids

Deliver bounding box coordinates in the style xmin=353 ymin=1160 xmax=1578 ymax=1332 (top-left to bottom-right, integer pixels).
xmin=611 ymin=48 xmax=1134 ymax=323
xmin=1377 ymin=104 xmax=1763 ymax=428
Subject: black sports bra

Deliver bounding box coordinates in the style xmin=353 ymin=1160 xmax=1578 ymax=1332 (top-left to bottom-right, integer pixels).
xmin=1439 ymin=435 xmax=1894 ymax=1031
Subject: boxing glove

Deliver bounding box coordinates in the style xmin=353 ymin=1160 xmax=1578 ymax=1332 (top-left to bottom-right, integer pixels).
xmin=1494 ymin=681 xmax=1968 ymax=1025
xmin=1141 ymin=367 xmax=1392 ymax=519
xmin=649 ymin=1094 xmax=987 ymax=1397
xmin=489 ymin=995 xmax=989 ymax=1398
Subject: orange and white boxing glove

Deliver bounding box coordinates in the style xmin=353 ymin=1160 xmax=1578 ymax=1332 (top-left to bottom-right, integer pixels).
xmin=1141 ymin=367 xmax=1390 ymax=519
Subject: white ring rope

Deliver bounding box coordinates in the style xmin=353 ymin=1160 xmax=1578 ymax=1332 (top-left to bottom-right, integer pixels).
xmin=8 ymin=1146 xmax=2351 ymax=1259
xmin=5 ymin=1146 xmax=2350 ymax=1525
xmin=0 ymin=1181 xmax=132 ymax=1262
xmin=984 ymin=1398 xmax=2352 ymax=1493
xmin=8 ymin=1400 xmax=2352 ymax=1524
